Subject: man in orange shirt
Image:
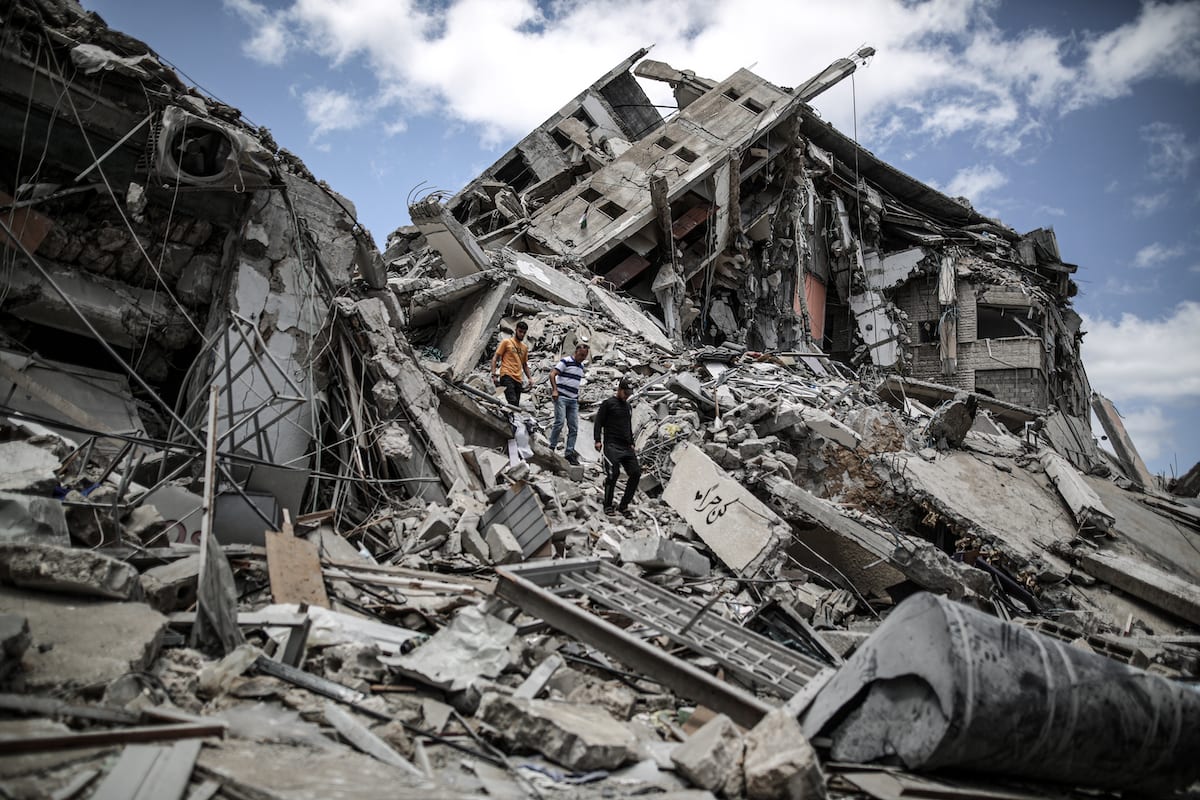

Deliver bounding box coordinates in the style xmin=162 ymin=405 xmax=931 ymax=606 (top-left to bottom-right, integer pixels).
xmin=490 ymin=321 xmax=532 ymax=407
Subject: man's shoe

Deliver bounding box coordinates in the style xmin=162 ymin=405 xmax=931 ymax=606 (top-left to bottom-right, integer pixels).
xmin=604 ymin=507 xmax=617 ymax=517
xmin=565 ymin=451 xmax=580 ymax=466
xmin=618 ymin=506 xmax=633 ymax=518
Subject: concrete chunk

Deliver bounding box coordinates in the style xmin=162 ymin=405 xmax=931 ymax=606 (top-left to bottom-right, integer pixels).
xmin=0 ymin=542 xmax=141 ymax=600
xmin=417 ymin=507 xmax=456 ymax=542
xmin=479 ymin=692 xmax=638 ymax=771
xmin=0 ymin=442 xmax=59 ymax=494
xmin=670 ymin=713 xmax=744 ymax=797
xmin=664 ymin=445 xmax=783 ymax=574
xmin=484 ymin=523 xmax=522 ymax=565
xmin=0 ymin=491 xmax=69 ymax=546
xmin=0 ymin=613 xmax=31 ymax=682
xmin=743 ymin=708 xmax=827 ymax=799
xmin=620 ymin=535 xmax=710 ymax=578
xmin=0 ymin=587 xmax=165 ymax=692
xmin=926 ymin=394 xmax=976 ymax=449
xmin=140 ymin=554 xmax=201 ymax=613
xmin=1040 ymin=449 xmax=1116 ymax=534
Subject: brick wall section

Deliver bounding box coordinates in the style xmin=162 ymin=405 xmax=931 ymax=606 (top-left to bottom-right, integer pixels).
xmin=894 ymin=277 xmax=1049 ymax=406
xmin=975 ymin=367 xmax=1047 ymax=407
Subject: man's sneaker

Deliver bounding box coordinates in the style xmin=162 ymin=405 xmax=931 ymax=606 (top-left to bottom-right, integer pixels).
xmin=565 ymin=451 xmax=580 ymax=466
xmin=604 ymin=507 xmax=617 ymax=517
xmin=618 ymin=506 xmax=633 ymax=518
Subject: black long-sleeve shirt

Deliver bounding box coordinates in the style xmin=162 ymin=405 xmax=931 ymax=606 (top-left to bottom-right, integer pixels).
xmin=594 ymin=396 xmax=634 ymax=449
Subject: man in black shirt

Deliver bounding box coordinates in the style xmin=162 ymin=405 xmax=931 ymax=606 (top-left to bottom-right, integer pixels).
xmin=594 ymin=376 xmax=641 ymax=516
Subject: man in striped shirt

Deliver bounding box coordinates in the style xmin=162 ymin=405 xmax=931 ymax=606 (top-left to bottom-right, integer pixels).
xmin=548 ymin=342 xmax=589 ymax=465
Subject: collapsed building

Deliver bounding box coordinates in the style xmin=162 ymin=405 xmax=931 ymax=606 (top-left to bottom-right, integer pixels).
xmin=1 ymin=3 xmax=1199 ymax=799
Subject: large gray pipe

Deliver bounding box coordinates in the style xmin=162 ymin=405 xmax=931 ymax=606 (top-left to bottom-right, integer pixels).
xmin=802 ymin=592 xmax=1200 ymax=795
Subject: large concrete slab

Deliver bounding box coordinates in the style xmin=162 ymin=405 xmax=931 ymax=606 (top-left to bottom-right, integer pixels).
xmin=664 ymin=444 xmax=781 ymax=573
xmin=1078 ymin=551 xmax=1200 ymax=626
xmin=0 ymin=587 xmax=165 ymax=692
xmin=587 ymin=284 xmax=677 ymax=354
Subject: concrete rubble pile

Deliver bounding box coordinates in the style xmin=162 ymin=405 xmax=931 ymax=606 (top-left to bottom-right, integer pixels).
xmin=1 ymin=4 xmax=1198 ymax=798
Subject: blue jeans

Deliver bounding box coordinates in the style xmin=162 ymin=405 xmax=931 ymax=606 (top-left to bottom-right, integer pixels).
xmin=549 ymin=395 xmax=579 ymax=453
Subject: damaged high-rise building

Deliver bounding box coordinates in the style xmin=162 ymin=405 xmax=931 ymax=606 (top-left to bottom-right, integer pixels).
xmin=2 ymin=4 xmax=1198 ymax=798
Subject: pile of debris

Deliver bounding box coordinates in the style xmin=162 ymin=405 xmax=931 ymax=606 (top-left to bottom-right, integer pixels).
xmin=2 ymin=3 xmax=1199 ymax=799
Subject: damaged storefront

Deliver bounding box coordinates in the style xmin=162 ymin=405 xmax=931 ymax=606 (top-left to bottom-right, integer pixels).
xmin=2 ymin=4 xmax=1199 ymax=799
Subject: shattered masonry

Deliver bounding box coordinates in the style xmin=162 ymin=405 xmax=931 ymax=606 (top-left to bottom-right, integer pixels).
xmin=1 ymin=3 xmax=1198 ymax=799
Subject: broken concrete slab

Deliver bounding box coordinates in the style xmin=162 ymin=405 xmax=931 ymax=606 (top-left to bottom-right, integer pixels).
xmin=1078 ymin=550 xmax=1200 ymax=626
xmin=802 ymin=592 xmax=1200 ymax=795
xmin=438 ymin=276 xmax=516 ymax=380
xmin=743 ymin=708 xmax=827 ymax=800
xmin=416 ymin=507 xmax=456 ymax=543
xmin=758 ymin=403 xmax=861 ymax=450
xmin=670 ymin=712 xmax=744 ymax=797
xmin=763 ymin=476 xmax=990 ymax=599
xmin=0 ymin=441 xmax=59 ymax=494
xmin=1040 ymin=449 xmax=1115 ymax=534
xmin=1091 ymin=393 xmax=1155 ymax=489
xmin=587 ymin=284 xmax=678 ymax=354
xmin=478 ymin=692 xmax=639 ymax=771
xmin=500 ymin=248 xmax=589 ymax=307
xmin=0 ymin=586 xmax=165 ymax=692
xmin=197 ymin=738 xmax=441 ymax=799
xmin=0 ymin=542 xmax=141 ymax=600
xmin=620 ymin=535 xmax=710 ymax=578
xmin=409 ymin=196 xmax=492 ymax=279
xmin=381 ymin=606 xmax=515 ymax=691
xmin=0 ymin=491 xmax=69 ymax=546
xmin=664 ymin=444 xmax=785 ymax=574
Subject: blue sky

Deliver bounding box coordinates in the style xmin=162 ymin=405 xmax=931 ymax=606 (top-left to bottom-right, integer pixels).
xmin=86 ymin=0 xmax=1200 ymax=477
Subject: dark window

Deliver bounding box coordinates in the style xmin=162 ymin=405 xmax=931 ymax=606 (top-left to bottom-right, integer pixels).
xmin=572 ymin=107 xmax=596 ymax=128
xmin=579 ymin=187 xmax=603 ymax=203
xmin=494 ymin=154 xmax=534 ymax=192
xmin=723 ymin=87 xmax=742 ymax=101
xmin=675 ymin=147 xmax=699 ymax=164
xmin=598 ymin=200 xmax=626 ymax=220
xmin=919 ymin=320 xmax=940 ymax=344
xmin=743 ymin=97 xmax=767 ymax=114
xmin=654 ymin=135 xmax=677 ymax=150
xmin=977 ymin=305 xmax=1037 ymax=339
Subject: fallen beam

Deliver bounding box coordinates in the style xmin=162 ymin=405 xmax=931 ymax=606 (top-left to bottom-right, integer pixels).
xmin=0 ymin=722 xmax=225 ymax=754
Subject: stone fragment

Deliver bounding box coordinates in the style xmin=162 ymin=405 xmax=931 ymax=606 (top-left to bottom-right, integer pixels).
xmin=416 ymin=506 xmax=456 ymax=542
xmin=460 ymin=516 xmax=490 ymax=562
xmin=0 ymin=587 xmax=165 ymax=692
xmin=743 ymin=708 xmax=827 ymax=799
xmin=0 ymin=442 xmax=59 ymax=494
xmin=0 ymin=491 xmax=69 ymax=546
xmin=566 ymin=680 xmax=638 ymax=719
xmin=670 ymin=713 xmax=745 ymax=797
xmin=140 ymin=554 xmax=201 ymax=613
xmin=620 ymin=535 xmax=710 ymax=578
xmin=121 ymin=504 xmax=165 ymax=544
xmin=382 ymin=606 xmax=515 ymax=691
xmin=0 ymin=613 xmax=31 ymax=682
xmin=926 ymin=394 xmax=976 ymax=449
xmin=479 ymin=692 xmax=639 ymax=771
xmin=0 ymin=542 xmax=141 ymax=600
xmin=484 ymin=523 xmax=522 ymax=564
xmin=177 ymin=252 xmax=219 ymax=306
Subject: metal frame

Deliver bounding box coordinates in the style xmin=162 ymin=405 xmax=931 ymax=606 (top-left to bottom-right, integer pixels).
xmin=495 ymin=558 xmax=826 ymax=727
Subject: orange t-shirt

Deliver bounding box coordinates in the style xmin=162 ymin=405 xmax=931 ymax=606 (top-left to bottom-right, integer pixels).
xmin=495 ymin=337 xmax=528 ymax=380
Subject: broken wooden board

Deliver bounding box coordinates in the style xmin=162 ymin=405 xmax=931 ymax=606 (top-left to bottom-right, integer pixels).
xmin=265 ymin=530 xmax=330 ymax=608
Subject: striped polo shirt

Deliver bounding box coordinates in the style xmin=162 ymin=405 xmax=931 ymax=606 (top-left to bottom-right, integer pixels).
xmin=553 ymin=356 xmax=586 ymax=399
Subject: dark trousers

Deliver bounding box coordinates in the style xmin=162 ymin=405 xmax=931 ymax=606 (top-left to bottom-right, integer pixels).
xmin=499 ymin=375 xmax=523 ymax=406
xmin=603 ymin=445 xmax=641 ymax=510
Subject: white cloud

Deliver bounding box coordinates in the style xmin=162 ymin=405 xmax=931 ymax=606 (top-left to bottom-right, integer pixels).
xmin=1071 ymin=1 xmax=1200 ymax=110
xmin=1132 ymin=191 xmax=1170 ymax=217
xmin=1036 ymin=205 xmax=1065 ymax=217
xmin=224 ymin=0 xmax=293 ymax=65
xmin=223 ymin=0 xmax=1200 ymax=151
xmin=1141 ymin=121 xmax=1199 ymax=181
xmin=1132 ymin=241 xmax=1185 ymax=268
xmin=1082 ymin=301 xmax=1200 ymax=402
xmin=300 ymin=87 xmax=370 ymax=138
xmin=934 ymin=164 xmax=1008 ymax=202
